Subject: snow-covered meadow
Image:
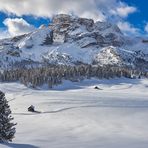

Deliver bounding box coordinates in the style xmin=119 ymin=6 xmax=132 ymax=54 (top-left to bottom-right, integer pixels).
xmin=0 ymin=78 xmax=148 ymax=148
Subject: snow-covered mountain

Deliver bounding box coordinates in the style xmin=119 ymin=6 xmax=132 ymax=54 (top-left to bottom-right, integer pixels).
xmin=0 ymin=14 xmax=148 ymax=70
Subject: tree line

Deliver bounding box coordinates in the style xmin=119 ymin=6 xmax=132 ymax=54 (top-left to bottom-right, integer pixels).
xmin=0 ymin=65 xmax=148 ymax=89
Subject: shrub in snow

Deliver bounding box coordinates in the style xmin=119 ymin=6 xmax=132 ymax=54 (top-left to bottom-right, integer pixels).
xmin=0 ymin=91 xmax=16 ymax=142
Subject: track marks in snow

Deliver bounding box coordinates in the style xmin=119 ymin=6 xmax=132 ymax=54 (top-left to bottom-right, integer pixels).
xmin=12 ymin=99 xmax=148 ymax=116
xmin=95 ymin=83 xmax=133 ymax=91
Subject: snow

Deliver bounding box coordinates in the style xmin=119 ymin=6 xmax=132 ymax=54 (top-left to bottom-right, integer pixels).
xmin=17 ymin=28 xmax=51 ymax=48
xmin=77 ymin=37 xmax=97 ymax=48
xmin=0 ymin=16 xmax=148 ymax=69
xmin=69 ymin=26 xmax=88 ymax=36
xmin=95 ymin=46 xmax=121 ymax=65
xmin=0 ymin=26 xmax=98 ymax=65
xmin=0 ymin=78 xmax=148 ymax=148
xmin=14 ymin=28 xmax=52 ymax=62
xmin=44 ymin=42 xmax=98 ymax=64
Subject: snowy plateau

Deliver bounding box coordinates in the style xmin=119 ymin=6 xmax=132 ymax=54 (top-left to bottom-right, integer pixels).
xmin=0 ymin=14 xmax=148 ymax=148
xmin=0 ymin=78 xmax=148 ymax=148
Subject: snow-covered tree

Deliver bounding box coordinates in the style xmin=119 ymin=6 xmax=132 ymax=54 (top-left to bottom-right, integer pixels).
xmin=0 ymin=91 xmax=16 ymax=142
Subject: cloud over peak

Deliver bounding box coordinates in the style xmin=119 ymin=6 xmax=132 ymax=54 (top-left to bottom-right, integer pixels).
xmin=117 ymin=21 xmax=140 ymax=35
xmin=0 ymin=0 xmax=137 ymax=21
xmin=0 ymin=0 xmax=141 ymax=37
xmin=3 ymin=18 xmax=35 ymax=36
xmin=110 ymin=2 xmax=137 ymax=18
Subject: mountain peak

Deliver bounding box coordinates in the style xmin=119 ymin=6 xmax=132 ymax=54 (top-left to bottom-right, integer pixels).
xmin=0 ymin=14 xmax=147 ymax=70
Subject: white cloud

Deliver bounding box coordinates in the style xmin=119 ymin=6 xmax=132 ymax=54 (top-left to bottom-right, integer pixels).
xmin=3 ymin=18 xmax=35 ymax=36
xmin=0 ymin=0 xmax=140 ymax=37
xmin=117 ymin=21 xmax=140 ymax=35
xmin=0 ymin=0 xmax=137 ymax=22
xmin=145 ymin=23 xmax=148 ymax=33
xmin=110 ymin=2 xmax=137 ymax=18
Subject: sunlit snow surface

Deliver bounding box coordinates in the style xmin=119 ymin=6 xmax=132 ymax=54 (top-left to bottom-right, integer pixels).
xmin=0 ymin=78 xmax=148 ymax=148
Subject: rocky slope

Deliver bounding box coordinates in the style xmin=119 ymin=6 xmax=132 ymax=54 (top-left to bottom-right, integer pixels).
xmin=0 ymin=14 xmax=148 ymax=70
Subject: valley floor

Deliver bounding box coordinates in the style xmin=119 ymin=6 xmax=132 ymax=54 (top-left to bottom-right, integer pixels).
xmin=0 ymin=78 xmax=148 ymax=148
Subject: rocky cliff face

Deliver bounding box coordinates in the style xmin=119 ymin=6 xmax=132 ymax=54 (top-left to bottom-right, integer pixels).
xmin=0 ymin=14 xmax=148 ymax=70
xmin=49 ymin=14 xmax=124 ymax=47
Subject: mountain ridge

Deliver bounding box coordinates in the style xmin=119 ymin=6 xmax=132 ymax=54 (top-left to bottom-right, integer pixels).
xmin=0 ymin=14 xmax=148 ymax=70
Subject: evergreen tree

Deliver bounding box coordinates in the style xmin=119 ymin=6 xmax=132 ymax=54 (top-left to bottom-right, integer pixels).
xmin=0 ymin=91 xmax=16 ymax=142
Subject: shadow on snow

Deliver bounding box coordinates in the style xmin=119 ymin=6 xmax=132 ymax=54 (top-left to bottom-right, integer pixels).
xmin=1 ymin=142 xmax=39 ymax=148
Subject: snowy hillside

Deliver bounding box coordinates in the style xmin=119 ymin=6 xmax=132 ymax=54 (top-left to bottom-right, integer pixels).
xmin=0 ymin=14 xmax=148 ymax=70
xmin=0 ymin=78 xmax=148 ymax=148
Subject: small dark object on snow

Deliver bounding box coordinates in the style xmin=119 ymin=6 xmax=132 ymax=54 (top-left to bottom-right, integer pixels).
xmin=28 ymin=105 xmax=35 ymax=112
xmin=94 ymin=86 xmax=102 ymax=90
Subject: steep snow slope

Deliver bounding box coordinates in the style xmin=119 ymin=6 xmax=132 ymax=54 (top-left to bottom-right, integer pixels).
xmin=0 ymin=78 xmax=148 ymax=148
xmin=17 ymin=28 xmax=52 ymax=48
xmin=0 ymin=14 xmax=148 ymax=70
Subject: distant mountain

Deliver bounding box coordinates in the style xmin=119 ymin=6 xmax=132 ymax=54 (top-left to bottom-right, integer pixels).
xmin=0 ymin=14 xmax=148 ymax=70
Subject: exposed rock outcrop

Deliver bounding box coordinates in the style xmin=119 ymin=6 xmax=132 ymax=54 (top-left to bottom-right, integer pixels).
xmin=49 ymin=14 xmax=124 ymax=47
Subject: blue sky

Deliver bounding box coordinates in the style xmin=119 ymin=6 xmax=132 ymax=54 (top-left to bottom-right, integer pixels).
xmin=0 ymin=0 xmax=147 ymax=38
xmin=123 ymin=0 xmax=148 ymax=31
xmin=0 ymin=13 xmax=50 ymax=28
